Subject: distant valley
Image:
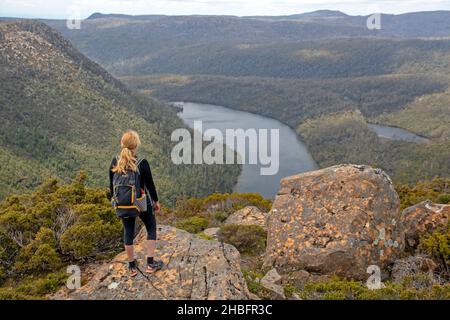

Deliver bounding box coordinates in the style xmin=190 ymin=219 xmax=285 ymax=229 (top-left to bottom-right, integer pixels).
xmin=44 ymin=10 xmax=450 ymax=184
xmin=2 ymin=9 xmax=450 ymax=192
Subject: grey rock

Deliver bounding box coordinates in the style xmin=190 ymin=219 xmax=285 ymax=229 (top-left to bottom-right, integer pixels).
xmin=260 ymin=268 xmax=285 ymax=299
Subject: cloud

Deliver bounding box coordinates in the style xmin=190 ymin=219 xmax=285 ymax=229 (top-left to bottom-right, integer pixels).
xmin=0 ymin=0 xmax=449 ymax=19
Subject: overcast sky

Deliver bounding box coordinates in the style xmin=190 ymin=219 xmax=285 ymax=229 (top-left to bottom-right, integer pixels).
xmin=1 ymin=0 xmax=449 ymax=19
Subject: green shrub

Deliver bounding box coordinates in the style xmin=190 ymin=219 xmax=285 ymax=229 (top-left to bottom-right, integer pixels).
xmin=245 ymin=277 xmax=263 ymax=295
xmin=0 ymin=272 xmax=67 ymax=300
xmin=218 ymin=224 xmax=266 ymax=255
xmin=175 ymin=216 xmax=209 ymax=234
xmin=196 ymin=232 xmax=214 ymax=241
xmin=173 ymin=192 xmax=272 ymax=219
xmin=428 ymin=284 xmax=450 ymax=299
xmin=16 ymin=272 xmax=68 ymax=297
xmin=0 ymin=173 xmax=123 ymax=268
xmin=298 ymin=275 xmax=450 ymax=300
xmin=283 ymin=284 xmax=296 ymax=298
xmin=396 ymin=177 xmax=450 ymax=210
xmin=0 ymin=267 xmax=5 ymax=285
xmin=15 ymin=228 xmax=61 ymax=273
xmin=214 ymin=211 xmax=229 ymax=223
xmin=243 ymin=270 xmax=272 ymax=299
xmin=226 ymin=193 xmax=272 ymax=212
xmin=437 ymin=194 xmax=450 ymax=204
xmin=399 ymin=288 xmax=419 ymax=300
xmin=418 ymin=222 xmax=450 ymax=273
xmin=0 ymin=287 xmax=35 ymax=300
xmin=60 ymin=220 xmax=122 ymax=259
xmin=323 ymin=291 xmax=346 ymax=300
xmin=0 ymin=172 xmax=124 ymax=298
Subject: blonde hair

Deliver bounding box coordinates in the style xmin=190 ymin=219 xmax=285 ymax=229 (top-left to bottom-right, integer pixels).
xmin=112 ymin=130 xmax=141 ymax=175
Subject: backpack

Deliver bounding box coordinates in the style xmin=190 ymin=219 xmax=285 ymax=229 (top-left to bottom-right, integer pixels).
xmin=111 ymin=157 xmax=148 ymax=218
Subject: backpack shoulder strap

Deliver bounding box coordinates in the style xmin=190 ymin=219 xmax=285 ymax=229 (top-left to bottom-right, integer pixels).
xmin=136 ymin=157 xmax=144 ymax=175
xmin=136 ymin=158 xmax=149 ymax=197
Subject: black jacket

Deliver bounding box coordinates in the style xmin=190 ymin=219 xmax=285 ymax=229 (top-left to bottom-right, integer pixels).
xmin=109 ymin=157 xmax=159 ymax=203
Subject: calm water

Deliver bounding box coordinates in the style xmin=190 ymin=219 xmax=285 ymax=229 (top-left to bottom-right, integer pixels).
xmin=368 ymin=124 xmax=430 ymax=143
xmin=175 ymin=102 xmax=318 ymax=198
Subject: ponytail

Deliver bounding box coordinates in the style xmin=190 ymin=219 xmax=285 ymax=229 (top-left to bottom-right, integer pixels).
xmin=112 ymin=130 xmax=141 ymax=175
xmin=113 ymin=147 xmax=137 ymax=175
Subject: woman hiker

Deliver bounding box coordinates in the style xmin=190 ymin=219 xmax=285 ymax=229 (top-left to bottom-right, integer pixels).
xmin=109 ymin=130 xmax=164 ymax=277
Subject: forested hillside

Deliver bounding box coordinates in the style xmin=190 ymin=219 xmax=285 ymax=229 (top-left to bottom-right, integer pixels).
xmin=0 ymin=21 xmax=240 ymax=202
xmin=107 ymin=38 xmax=450 ymax=78
xmin=123 ymin=74 xmax=447 ymax=126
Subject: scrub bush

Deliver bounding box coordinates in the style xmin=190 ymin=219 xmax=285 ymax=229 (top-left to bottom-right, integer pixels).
xmin=418 ymin=221 xmax=450 ymax=277
xmin=0 ymin=172 xmax=123 ymax=298
xmin=175 ymin=216 xmax=209 ymax=234
xmin=218 ymin=224 xmax=266 ymax=255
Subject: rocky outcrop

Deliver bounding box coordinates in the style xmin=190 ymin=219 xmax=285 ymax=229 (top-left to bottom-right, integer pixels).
xmin=264 ymin=164 xmax=404 ymax=280
xmin=225 ymin=206 xmax=267 ymax=229
xmin=401 ymin=200 xmax=449 ymax=249
xmin=53 ymin=225 xmax=251 ymax=300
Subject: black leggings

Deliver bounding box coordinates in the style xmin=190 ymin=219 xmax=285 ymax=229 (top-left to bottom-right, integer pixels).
xmin=122 ymin=210 xmax=157 ymax=245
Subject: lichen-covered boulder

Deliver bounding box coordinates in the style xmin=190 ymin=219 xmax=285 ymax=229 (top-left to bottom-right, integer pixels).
xmin=53 ymin=225 xmax=251 ymax=300
xmin=264 ymin=164 xmax=405 ymax=280
xmin=401 ymin=200 xmax=449 ymax=249
xmin=225 ymin=206 xmax=267 ymax=229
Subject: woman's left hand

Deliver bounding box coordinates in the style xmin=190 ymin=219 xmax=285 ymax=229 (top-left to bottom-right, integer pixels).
xmin=153 ymin=201 xmax=161 ymax=214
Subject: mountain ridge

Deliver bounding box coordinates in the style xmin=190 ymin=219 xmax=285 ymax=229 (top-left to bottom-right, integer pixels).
xmin=44 ymin=10 xmax=450 ymax=79
xmin=84 ymin=10 xmax=450 ymax=20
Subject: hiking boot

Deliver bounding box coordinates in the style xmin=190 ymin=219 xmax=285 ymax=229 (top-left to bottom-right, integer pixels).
xmin=146 ymin=260 xmax=164 ymax=274
xmin=128 ymin=260 xmax=138 ymax=277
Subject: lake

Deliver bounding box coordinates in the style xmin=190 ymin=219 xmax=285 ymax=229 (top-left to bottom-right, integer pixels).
xmin=175 ymin=102 xmax=318 ymax=198
xmin=368 ymin=124 xmax=430 ymax=143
